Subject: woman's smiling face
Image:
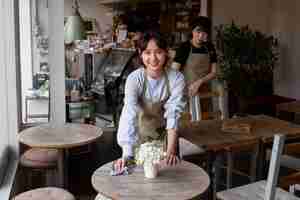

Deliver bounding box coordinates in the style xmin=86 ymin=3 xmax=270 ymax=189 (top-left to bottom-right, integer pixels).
xmin=141 ymin=39 xmax=167 ymax=76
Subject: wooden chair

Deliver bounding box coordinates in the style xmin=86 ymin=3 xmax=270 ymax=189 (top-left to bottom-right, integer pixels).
xmin=12 ymin=187 xmax=75 ymax=200
xmin=275 ymin=104 xmax=300 ymax=191
xmin=19 ymin=148 xmax=59 ymax=189
xmin=265 ymin=136 xmax=300 ymax=192
xmin=217 ymin=134 xmax=300 ymax=200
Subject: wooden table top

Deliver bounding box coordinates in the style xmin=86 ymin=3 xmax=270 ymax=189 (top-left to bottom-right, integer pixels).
xmin=180 ymin=115 xmax=300 ymax=151
xmin=18 ymin=123 xmax=103 ymax=148
xmin=91 ymin=161 xmax=210 ymax=200
xmin=276 ymin=100 xmax=300 ymax=114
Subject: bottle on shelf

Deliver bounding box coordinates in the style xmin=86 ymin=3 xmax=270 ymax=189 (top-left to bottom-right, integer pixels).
xmin=70 ymin=84 xmax=80 ymax=102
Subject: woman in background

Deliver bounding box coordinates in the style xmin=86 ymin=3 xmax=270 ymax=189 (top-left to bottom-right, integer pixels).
xmin=172 ymin=16 xmax=217 ymax=120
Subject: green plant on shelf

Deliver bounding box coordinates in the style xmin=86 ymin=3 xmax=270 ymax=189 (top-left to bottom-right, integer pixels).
xmin=39 ymin=80 xmax=49 ymax=97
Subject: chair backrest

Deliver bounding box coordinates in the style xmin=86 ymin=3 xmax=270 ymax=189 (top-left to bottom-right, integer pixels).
xmin=265 ymin=134 xmax=286 ymax=200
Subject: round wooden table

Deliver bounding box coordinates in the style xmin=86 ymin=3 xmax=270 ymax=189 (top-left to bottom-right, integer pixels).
xmin=91 ymin=160 xmax=210 ymax=200
xmin=19 ymin=123 xmax=103 ymax=188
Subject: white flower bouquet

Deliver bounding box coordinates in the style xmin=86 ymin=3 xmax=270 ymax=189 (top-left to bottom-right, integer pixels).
xmin=135 ymin=140 xmax=165 ymax=178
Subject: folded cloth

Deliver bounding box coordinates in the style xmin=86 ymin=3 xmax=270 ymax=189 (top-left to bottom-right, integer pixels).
xmin=110 ymin=158 xmax=136 ymax=176
xmin=110 ymin=166 xmax=130 ymax=176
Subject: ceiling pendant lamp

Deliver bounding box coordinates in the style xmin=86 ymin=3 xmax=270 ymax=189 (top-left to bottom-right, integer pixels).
xmin=64 ymin=0 xmax=86 ymax=44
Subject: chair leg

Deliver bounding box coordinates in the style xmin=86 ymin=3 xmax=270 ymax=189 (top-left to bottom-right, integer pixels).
xmin=226 ymin=151 xmax=233 ymax=189
xmin=45 ymin=169 xmax=56 ymax=186
xmin=213 ymin=155 xmax=223 ymax=200
xmin=27 ymin=169 xmax=34 ymax=190
xmin=23 ymin=168 xmax=33 ymax=191
xmin=258 ymin=141 xmax=268 ymax=179
xmin=250 ymin=143 xmax=259 ymax=182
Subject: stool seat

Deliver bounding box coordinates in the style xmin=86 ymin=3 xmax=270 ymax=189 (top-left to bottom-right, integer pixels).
xmin=13 ymin=187 xmax=75 ymax=200
xmin=20 ymin=148 xmax=59 ymax=168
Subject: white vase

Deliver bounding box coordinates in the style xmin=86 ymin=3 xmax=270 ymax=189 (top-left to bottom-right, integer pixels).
xmin=144 ymin=162 xmax=159 ymax=179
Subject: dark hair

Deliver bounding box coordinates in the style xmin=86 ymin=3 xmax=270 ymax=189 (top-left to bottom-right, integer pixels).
xmin=137 ymin=31 xmax=169 ymax=68
xmin=190 ymin=16 xmax=211 ymax=34
xmin=138 ymin=31 xmax=168 ymax=53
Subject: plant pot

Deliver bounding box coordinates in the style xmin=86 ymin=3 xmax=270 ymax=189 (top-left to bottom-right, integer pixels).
xmin=144 ymin=162 xmax=159 ymax=179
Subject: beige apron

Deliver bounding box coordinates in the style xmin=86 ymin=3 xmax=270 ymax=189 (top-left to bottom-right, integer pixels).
xmin=137 ymin=70 xmax=171 ymax=148
xmin=183 ymin=44 xmax=212 ymax=120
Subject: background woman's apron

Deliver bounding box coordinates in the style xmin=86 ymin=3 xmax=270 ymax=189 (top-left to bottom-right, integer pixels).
xmin=183 ymin=46 xmax=212 ymax=121
xmin=136 ymin=71 xmax=171 ymax=152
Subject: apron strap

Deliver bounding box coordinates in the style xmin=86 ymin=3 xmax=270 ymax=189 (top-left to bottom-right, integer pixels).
xmin=142 ymin=69 xmax=147 ymax=98
xmin=164 ymin=70 xmax=171 ymax=99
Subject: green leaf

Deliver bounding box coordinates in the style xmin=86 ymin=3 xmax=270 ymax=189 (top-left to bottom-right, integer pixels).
xmin=215 ymin=22 xmax=278 ymax=97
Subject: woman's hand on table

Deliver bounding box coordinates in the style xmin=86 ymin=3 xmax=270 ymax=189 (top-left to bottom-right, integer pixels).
xmin=114 ymin=158 xmax=126 ymax=173
xmin=165 ymin=148 xmax=179 ymax=166
xmin=165 ymin=128 xmax=180 ymax=166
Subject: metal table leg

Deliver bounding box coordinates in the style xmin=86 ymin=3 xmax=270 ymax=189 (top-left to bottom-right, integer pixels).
xmin=25 ymin=96 xmax=28 ymax=122
xmin=57 ymin=149 xmax=69 ymax=189
xmin=206 ymin=151 xmax=217 ymax=200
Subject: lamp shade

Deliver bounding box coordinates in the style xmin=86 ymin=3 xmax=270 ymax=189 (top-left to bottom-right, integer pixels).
xmin=64 ymin=1 xmax=86 ymax=44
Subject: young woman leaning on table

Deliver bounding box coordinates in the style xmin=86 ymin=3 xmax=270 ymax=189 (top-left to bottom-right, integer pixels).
xmin=114 ymin=31 xmax=186 ymax=172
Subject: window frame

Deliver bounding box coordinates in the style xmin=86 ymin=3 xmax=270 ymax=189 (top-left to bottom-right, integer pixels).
xmin=0 ymin=0 xmax=20 ymax=198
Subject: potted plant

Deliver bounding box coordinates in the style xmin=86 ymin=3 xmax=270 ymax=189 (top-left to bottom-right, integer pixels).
xmin=215 ymin=22 xmax=279 ymax=113
xmin=135 ymin=140 xmax=165 ymax=178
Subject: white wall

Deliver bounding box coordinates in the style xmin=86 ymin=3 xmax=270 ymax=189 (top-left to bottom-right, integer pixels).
xmin=64 ymin=0 xmax=113 ymax=35
xmin=270 ymin=0 xmax=300 ymax=99
xmin=212 ymin=0 xmax=300 ymax=99
xmin=212 ymin=0 xmax=272 ymax=34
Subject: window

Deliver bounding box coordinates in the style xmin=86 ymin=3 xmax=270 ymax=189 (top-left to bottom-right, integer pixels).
xmin=19 ymin=0 xmax=66 ymax=126
xmin=19 ymin=0 xmax=50 ymax=125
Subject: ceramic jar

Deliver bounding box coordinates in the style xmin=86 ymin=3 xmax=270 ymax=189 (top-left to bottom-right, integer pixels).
xmin=144 ymin=162 xmax=159 ymax=179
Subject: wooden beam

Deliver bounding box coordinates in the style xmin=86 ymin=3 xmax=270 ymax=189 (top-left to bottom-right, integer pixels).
xmin=200 ymin=0 xmax=208 ymax=16
xmin=48 ymin=0 xmax=66 ymax=124
xmin=200 ymin=0 xmax=212 ymax=17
